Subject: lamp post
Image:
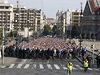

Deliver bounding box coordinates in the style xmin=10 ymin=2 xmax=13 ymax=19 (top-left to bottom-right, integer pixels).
xmin=70 ymin=16 xmax=72 ymax=39
xmin=2 ymin=23 xmax=5 ymax=65
xmin=27 ymin=19 xmax=29 ymax=37
xmin=63 ymin=18 xmax=65 ymax=41
xmin=16 ymin=0 xmax=20 ymax=31
xmin=14 ymin=0 xmax=20 ymax=46
xmin=91 ymin=45 xmax=94 ymax=66
xmin=79 ymin=2 xmax=83 ymax=51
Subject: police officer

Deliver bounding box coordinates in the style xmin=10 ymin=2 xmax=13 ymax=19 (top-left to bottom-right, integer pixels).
xmin=83 ymin=59 xmax=89 ymax=72
xmin=67 ymin=61 xmax=73 ymax=75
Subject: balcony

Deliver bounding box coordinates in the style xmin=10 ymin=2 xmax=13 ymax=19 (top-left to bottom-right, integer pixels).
xmin=0 ymin=9 xmax=12 ymax=12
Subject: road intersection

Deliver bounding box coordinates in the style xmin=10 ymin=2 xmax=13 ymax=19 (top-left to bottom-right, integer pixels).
xmin=0 ymin=58 xmax=100 ymax=75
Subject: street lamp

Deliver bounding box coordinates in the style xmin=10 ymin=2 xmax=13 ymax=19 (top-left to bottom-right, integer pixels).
xmin=27 ymin=19 xmax=29 ymax=37
xmin=91 ymin=44 xmax=94 ymax=66
xmin=70 ymin=16 xmax=72 ymax=39
xmin=63 ymin=18 xmax=65 ymax=41
xmin=79 ymin=2 xmax=83 ymax=51
xmin=2 ymin=23 xmax=5 ymax=65
xmin=16 ymin=0 xmax=20 ymax=31
xmin=27 ymin=20 xmax=29 ymax=27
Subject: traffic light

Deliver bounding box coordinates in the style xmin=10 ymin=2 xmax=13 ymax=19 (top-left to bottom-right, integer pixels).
xmin=8 ymin=39 xmax=11 ymax=44
xmin=91 ymin=45 xmax=94 ymax=49
xmin=8 ymin=39 xmax=11 ymax=42
xmin=2 ymin=38 xmax=5 ymax=45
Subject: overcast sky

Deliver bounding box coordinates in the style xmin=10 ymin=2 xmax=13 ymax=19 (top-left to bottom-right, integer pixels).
xmin=8 ymin=0 xmax=87 ymax=18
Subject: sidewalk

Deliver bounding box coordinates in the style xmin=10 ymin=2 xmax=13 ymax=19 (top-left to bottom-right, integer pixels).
xmin=74 ymin=39 xmax=100 ymax=55
xmin=0 ymin=57 xmax=17 ymax=67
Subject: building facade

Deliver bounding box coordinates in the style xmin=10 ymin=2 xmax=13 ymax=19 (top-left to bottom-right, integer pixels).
xmin=13 ymin=6 xmax=44 ymax=32
xmin=0 ymin=0 xmax=44 ymax=36
xmin=0 ymin=0 xmax=14 ymax=31
xmin=56 ymin=9 xmax=80 ymax=37
xmin=82 ymin=0 xmax=100 ymax=39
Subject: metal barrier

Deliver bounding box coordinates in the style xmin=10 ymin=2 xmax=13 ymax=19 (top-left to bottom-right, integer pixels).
xmin=87 ymin=50 xmax=100 ymax=56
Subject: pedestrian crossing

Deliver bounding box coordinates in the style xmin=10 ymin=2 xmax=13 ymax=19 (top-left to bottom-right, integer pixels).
xmin=0 ymin=59 xmax=99 ymax=71
xmin=0 ymin=63 xmax=99 ymax=71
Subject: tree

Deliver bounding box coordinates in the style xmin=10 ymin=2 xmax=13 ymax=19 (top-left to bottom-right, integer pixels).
xmin=71 ymin=26 xmax=80 ymax=38
xmin=43 ymin=25 xmax=52 ymax=35
xmin=10 ymin=30 xmax=13 ymax=37
xmin=0 ymin=28 xmax=3 ymax=37
xmin=52 ymin=25 xmax=59 ymax=35
xmin=0 ymin=28 xmax=3 ymax=45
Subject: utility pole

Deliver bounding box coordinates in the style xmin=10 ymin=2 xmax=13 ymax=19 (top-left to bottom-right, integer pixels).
xmin=70 ymin=15 xmax=72 ymax=39
xmin=91 ymin=45 xmax=94 ymax=66
xmin=63 ymin=18 xmax=65 ymax=41
xmin=16 ymin=0 xmax=20 ymax=31
xmin=79 ymin=2 xmax=83 ymax=50
xmin=2 ymin=24 xmax=5 ymax=65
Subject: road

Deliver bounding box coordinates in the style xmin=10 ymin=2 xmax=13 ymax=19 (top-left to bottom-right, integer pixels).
xmin=0 ymin=58 xmax=100 ymax=75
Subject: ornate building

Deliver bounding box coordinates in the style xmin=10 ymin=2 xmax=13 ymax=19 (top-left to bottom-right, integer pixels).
xmin=82 ymin=0 xmax=100 ymax=39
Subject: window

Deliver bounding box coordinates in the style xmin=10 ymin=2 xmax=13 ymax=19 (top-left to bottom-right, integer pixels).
xmin=5 ymin=7 xmax=9 ymax=9
xmin=74 ymin=13 xmax=79 ymax=15
xmin=74 ymin=16 xmax=79 ymax=19
xmin=74 ymin=20 xmax=78 ymax=22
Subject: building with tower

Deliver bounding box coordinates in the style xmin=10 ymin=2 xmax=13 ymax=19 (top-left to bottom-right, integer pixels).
xmin=82 ymin=0 xmax=100 ymax=40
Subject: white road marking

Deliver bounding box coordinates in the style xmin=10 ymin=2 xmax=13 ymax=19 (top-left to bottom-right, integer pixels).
xmin=54 ymin=64 xmax=60 ymax=69
xmin=72 ymin=66 xmax=77 ymax=70
xmin=32 ymin=64 xmax=36 ymax=69
xmin=24 ymin=64 xmax=29 ymax=69
xmin=39 ymin=64 xmax=44 ymax=69
xmin=47 ymin=64 xmax=52 ymax=69
xmin=9 ymin=64 xmax=15 ymax=68
xmin=0 ymin=66 xmax=6 ymax=68
xmin=21 ymin=59 xmax=27 ymax=64
xmin=62 ymin=65 xmax=67 ymax=69
xmin=17 ymin=64 xmax=23 ymax=68
xmin=75 ymin=65 xmax=84 ymax=70
xmin=88 ymin=68 xmax=92 ymax=70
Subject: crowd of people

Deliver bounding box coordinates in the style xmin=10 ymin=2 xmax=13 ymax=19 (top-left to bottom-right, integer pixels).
xmin=4 ymin=37 xmax=81 ymax=59
xmin=1 ymin=37 xmax=100 ymax=68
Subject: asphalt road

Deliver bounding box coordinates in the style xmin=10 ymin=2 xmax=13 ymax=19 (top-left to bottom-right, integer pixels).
xmin=0 ymin=58 xmax=100 ymax=75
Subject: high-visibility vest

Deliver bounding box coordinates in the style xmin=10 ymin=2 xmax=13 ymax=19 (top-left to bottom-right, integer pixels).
xmin=67 ymin=63 xmax=73 ymax=70
xmin=84 ymin=61 xmax=88 ymax=67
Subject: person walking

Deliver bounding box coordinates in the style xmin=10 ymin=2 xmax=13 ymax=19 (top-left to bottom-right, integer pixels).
xmin=86 ymin=55 xmax=92 ymax=68
xmin=95 ymin=55 xmax=100 ymax=67
xmin=67 ymin=61 xmax=73 ymax=75
xmin=83 ymin=59 xmax=89 ymax=72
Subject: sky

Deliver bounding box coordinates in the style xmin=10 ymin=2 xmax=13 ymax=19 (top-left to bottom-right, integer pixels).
xmin=8 ymin=0 xmax=87 ymax=18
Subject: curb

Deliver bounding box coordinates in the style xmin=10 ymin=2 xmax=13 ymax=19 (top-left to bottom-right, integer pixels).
xmin=0 ymin=57 xmax=18 ymax=67
xmin=75 ymin=56 xmax=83 ymax=64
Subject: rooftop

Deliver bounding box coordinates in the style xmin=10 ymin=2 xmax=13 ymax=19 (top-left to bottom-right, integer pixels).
xmin=88 ymin=0 xmax=100 ymax=12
